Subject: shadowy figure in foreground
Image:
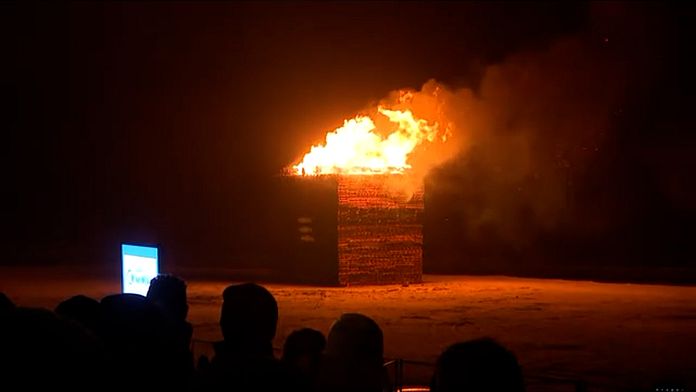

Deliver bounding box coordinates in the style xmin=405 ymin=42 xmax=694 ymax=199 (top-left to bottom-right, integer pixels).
xmin=100 ymin=293 xmax=183 ymax=390
xmin=317 ymin=313 xmax=388 ymax=392
xmin=55 ymin=294 xmax=101 ymax=334
xmin=282 ymin=327 xmax=326 ymax=389
xmin=147 ymin=274 xmax=194 ymax=376
xmin=0 ymin=306 xmax=104 ymax=391
xmin=0 ymin=292 xmax=14 ymax=315
xmin=199 ymin=283 xmax=293 ymax=391
xmin=430 ymin=337 xmax=525 ymax=392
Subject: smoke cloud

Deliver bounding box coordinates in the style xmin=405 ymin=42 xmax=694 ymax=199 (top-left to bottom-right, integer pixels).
xmin=382 ymin=33 xmax=650 ymax=270
xmin=433 ymin=36 xmax=626 ymax=236
xmin=363 ymin=35 xmax=626 ymax=237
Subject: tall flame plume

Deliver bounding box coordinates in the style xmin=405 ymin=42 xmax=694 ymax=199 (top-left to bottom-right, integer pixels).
xmin=293 ymin=107 xmax=448 ymax=176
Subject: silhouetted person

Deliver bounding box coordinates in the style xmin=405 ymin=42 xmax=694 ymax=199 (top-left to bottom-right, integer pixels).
xmin=200 ymin=283 xmax=293 ymax=391
xmin=147 ymin=275 xmax=194 ymax=376
xmin=55 ymin=295 xmax=101 ymax=334
xmin=317 ymin=313 xmax=388 ymax=392
xmin=100 ymin=293 xmax=182 ymax=390
xmin=0 ymin=307 xmax=105 ymax=391
xmin=430 ymin=338 xmax=524 ymax=392
xmin=0 ymin=292 xmax=14 ymax=315
xmin=282 ymin=328 xmax=326 ymax=388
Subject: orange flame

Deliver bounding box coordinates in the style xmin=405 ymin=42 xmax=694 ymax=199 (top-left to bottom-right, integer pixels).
xmin=293 ymin=107 xmax=447 ymax=175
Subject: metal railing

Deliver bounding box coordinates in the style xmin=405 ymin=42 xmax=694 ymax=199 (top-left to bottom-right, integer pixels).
xmin=383 ymin=358 xmax=434 ymax=392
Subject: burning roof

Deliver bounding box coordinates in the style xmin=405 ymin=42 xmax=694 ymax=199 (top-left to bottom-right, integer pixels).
xmin=290 ymin=88 xmax=453 ymax=177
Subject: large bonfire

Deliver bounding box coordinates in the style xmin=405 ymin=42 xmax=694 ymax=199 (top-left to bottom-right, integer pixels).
xmin=291 ymin=90 xmax=452 ymax=176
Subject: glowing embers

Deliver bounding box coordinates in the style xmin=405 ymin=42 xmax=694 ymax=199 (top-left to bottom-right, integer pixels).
xmin=336 ymin=175 xmax=423 ymax=285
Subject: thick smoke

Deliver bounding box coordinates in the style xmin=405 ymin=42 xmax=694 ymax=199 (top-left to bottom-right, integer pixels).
xmin=383 ymin=33 xmax=650 ymax=270
xmin=369 ymin=3 xmax=696 ymax=273
xmin=373 ymin=35 xmax=627 ymax=236
xmin=431 ymin=36 xmax=627 ymax=241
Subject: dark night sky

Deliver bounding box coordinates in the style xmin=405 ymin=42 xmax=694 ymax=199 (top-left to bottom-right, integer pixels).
xmin=3 ymin=2 xmax=695 ymax=276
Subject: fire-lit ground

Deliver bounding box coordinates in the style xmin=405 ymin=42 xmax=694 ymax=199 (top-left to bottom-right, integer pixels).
xmin=2 ymin=268 xmax=695 ymax=391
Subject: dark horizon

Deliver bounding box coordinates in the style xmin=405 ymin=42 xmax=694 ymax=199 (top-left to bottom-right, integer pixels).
xmin=4 ymin=2 xmax=695 ymax=282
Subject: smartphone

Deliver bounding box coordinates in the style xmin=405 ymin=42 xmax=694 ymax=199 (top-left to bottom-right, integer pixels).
xmin=121 ymin=243 xmax=159 ymax=296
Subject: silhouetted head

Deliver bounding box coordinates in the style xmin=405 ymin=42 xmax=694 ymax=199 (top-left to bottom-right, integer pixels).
xmin=0 ymin=292 xmax=15 ymax=314
xmin=317 ymin=313 xmax=385 ymax=392
xmin=55 ymin=295 xmax=101 ymax=332
xmin=220 ymin=283 xmax=278 ymax=346
xmin=147 ymin=274 xmax=188 ymax=321
xmin=100 ymin=293 xmax=179 ymax=388
xmin=282 ymin=328 xmax=326 ymax=372
xmin=431 ymin=338 xmax=524 ymax=392
xmin=100 ymin=293 xmax=166 ymax=342
xmin=326 ymin=313 xmax=383 ymax=365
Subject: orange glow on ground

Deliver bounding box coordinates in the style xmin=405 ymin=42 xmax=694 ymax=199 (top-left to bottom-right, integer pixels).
xmin=2 ymin=268 xmax=694 ymax=389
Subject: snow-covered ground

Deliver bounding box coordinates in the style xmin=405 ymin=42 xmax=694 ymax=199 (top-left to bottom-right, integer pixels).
xmin=2 ymin=267 xmax=695 ymax=391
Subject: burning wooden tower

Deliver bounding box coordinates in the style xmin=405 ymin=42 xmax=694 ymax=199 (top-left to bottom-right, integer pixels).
xmin=276 ymin=99 xmax=447 ymax=285
xmin=275 ymin=174 xmax=423 ymax=285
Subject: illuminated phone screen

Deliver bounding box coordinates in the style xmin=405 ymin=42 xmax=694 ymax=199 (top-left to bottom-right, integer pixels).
xmin=121 ymin=244 xmax=159 ymax=296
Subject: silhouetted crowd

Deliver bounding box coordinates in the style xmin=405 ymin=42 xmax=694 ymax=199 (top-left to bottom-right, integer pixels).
xmin=0 ymin=276 xmax=524 ymax=392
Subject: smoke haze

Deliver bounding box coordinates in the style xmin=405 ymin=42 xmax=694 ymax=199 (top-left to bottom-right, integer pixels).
xmin=422 ymin=4 xmax=696 ymax=274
